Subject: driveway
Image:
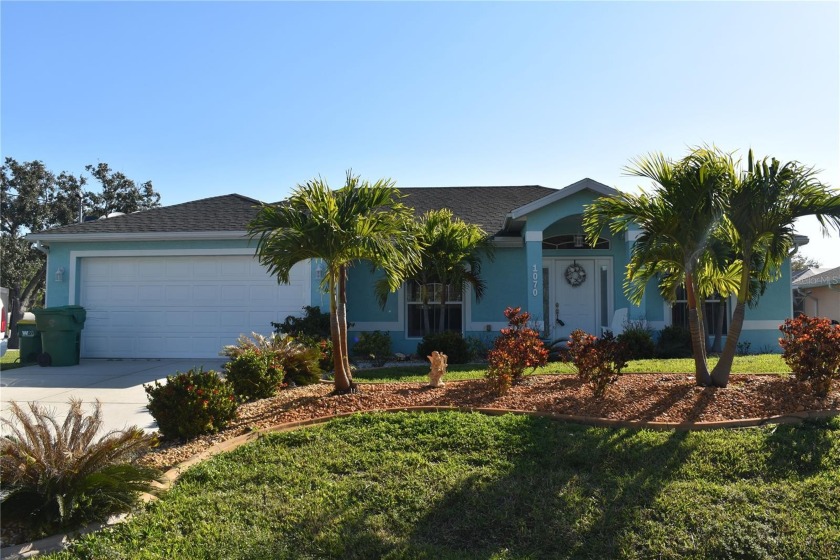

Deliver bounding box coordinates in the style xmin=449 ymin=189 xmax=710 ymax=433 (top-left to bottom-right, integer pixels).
xmin=1 ymin=359 xmax=228 ymax=435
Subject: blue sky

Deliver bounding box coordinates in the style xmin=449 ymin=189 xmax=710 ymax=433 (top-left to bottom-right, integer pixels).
xmin=2 ymin=1 xmax=838 ymax=266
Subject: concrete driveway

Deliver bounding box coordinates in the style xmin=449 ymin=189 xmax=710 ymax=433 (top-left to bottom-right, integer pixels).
xmin=1 ymin=359 xmax=228 ymax=436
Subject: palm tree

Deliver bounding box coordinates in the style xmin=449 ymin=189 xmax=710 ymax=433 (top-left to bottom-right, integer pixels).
xmin=710 ymin=151 xmax=840 ymax=387
xmin=389 ymin=209 xmax=494 ymax=335
xmin=583 ymin=147 xmax=736 ymax=386
xmin=248 ymin=171 xmax=421 ymax=394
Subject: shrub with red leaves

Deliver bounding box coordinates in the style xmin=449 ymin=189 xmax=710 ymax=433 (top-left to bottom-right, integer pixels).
xmin=779 ymin=315 xmax=840 ymax=397
xmin=486 ymin=307 xmax=549 ymax=395
xmin=566 ymin=329 xmax=629 ymax=398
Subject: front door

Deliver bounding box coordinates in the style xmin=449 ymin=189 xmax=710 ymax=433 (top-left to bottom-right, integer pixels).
xmin=550 ymin=259 xmax=597 ymax=340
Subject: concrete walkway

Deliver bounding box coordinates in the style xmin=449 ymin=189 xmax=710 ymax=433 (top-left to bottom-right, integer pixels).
xmin=1 ymin=359 xmax=227 ymax=435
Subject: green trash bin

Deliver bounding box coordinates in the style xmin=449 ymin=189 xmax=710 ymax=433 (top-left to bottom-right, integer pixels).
xmin=33 ymin=306 xmax=87 ymax=367
xmin=17 ymin=318 xmax=41 ymax=364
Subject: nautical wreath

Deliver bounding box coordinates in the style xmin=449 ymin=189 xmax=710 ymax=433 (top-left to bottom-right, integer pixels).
xmin=565 ymin=262 xmax=586 ymax=287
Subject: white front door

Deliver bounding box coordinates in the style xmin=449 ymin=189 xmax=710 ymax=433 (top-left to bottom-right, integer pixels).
xmin=549 ymin=259 xmax=598 ymax=340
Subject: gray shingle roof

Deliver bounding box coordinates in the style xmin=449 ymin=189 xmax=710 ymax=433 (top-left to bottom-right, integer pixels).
xmin=397 ymin=185 xmax=556 ymax=234
xmin=30 ymin=186 xmax=560 ymax=238
xmin=792 ymin=266 xmax=840 ymax=288
xmin=29 ymin=194 xmax=263 ymax=235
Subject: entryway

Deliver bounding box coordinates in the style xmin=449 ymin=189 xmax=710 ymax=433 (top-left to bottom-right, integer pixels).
xmin=544 ymin=258 xmax=612 ymax=340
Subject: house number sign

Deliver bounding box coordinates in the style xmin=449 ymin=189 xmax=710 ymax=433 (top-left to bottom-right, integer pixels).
xmin=531 ymin=264 xmax=539 ymax=296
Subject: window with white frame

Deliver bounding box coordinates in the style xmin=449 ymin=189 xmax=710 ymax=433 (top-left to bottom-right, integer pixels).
xmin=406 ymin=282 xmax=463 ymax=338
xmin=671 ymin=286 xmax=728 ymax=335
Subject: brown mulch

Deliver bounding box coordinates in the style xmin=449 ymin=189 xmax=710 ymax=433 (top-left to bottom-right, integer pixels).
xmin=139 ymin=374 xmax=840 ymax=470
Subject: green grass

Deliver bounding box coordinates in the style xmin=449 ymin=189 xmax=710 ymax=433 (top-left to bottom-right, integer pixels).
xmin=353 ymin=354 xmax=791 ymax=383
xmin=0 ymin=349 xmax=26 ymax=371
xmin=51 ymin=412 xmax=838 ymax=560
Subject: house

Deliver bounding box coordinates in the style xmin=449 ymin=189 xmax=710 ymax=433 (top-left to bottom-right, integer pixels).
xmin=27 ymin=179 xmax=798 ymax=359
xmin=792 ymin=266 xmax=840 ymax=322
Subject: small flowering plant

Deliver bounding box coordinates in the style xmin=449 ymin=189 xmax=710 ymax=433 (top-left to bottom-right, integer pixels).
xmin=779 ymin=315 xmax=840 ymax=397
xmin=144 ymin=366 xmax=238 ymax=440
xmin=486 ymin=307 xmax=549 ymax=395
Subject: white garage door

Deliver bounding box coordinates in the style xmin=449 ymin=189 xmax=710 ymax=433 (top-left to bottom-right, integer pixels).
xmin=79 ymin=255 xmax=310 ymax=358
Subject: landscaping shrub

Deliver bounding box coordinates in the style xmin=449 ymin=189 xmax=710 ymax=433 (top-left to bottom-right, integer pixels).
xmin=779 ymin=314 xmax=840 ymax=397
xmin=617 ymin=319 xmax=655 ymax=360
xmin=222 ymin=332 xmax=322 ymax=386
xmin=486 ymin=307 xmax=549 ymax=395
xmin=224 ymin=349 xmax=284 ymax=401
xmin=271 ymin=305 xmax=332 ymax=338
xmin=144 ymin=367 xmax=238 ymax=440
xmin=566 ymin=329 xmax=629 ymax=398
xmin=0 ymin=400 xmax=160 ymax=543
xmin=353 ymin=330 xmax=393 ymax=367
xmin=655 ymin=325 xmax=693 ymax=358
xmin=417 ymin=331 xmax=471 ymax=364
xmin=465 ymin=335 xmax=491 ymax=361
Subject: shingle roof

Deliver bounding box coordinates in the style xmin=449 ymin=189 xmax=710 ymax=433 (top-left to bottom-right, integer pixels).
xmin=29 ymin=194 xmax=263 ymax=236
xmin=396 ymin=185 xmax=556 ymax=234
xmin=792 ymin=266 xmax=840 ymax=288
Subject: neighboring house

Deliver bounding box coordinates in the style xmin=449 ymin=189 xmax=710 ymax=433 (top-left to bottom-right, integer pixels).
xmin=792 ymin=266 xmax=840 ymax=323
xmin=26 ymin=179 xmax=798 ymax=359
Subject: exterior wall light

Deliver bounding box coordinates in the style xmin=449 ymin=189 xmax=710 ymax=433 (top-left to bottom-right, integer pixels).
xmin=315 ymin=261 xmax=325 ymax=280
xmin=55 ymin=266 xmax=65 ymax=283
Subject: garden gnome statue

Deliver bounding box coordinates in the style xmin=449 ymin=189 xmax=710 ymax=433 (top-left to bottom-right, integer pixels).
xmin=428 ymin=351 xmax=448 ymax=388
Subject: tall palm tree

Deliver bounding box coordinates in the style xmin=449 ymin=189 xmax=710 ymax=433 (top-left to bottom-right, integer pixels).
xmin=248 ymin=171 xmax=422 ymax=394
xmin=389 ymin=209 xmax=494 ymax=334
xmin=583 ymin=147 xmax=735 ymax=386
xmin=710 ymin=151 xmax=840 ymax=387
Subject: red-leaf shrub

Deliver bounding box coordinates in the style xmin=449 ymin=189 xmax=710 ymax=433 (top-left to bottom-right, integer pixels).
xmin=566 ymin=329 xmax=629 ymax=398
xmin=486 ymin=307 xmax=549 ymax=395
xmin=779 ymin=315 xmax=840 ymax=397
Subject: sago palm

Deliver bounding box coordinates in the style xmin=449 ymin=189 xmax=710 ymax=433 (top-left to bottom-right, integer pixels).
xmin=248 ymin=171 xmax=422 ymax=393
xmin=0 ymin=399 xmax=160 ymax=541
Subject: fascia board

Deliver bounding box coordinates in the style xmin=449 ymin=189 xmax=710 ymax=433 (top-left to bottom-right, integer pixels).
xmin=26 ymin=231 xmax=249 ymax=243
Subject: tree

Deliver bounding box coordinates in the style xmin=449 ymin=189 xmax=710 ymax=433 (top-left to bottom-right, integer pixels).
xmin=791 ymin=253 xmax=821 ymax=276
xmin=248 ymin=171 xmax=422 ymax=394
xmin=583 ymin=147 xmax=737 ymax=387
xmin=392 ymin=209 xmax=494 ymax=335
xmin=709 ymin=151 xmax=840 ymax=387
xmin=1 ymin=158 xmax=160 ymax=345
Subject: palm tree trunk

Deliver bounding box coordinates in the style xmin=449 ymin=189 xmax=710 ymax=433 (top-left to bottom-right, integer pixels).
xmin=329 ymin=269 xmax=352 ymax=393
xmin=338 ymin=265 xmax=355 ymax=388
xmin=438 ymin=285 xmax=447 ymax=333
xmin=686 ymin=273 xmax=711 ymax=386
xmin=711 ymin=267 xmax=751 ymax=387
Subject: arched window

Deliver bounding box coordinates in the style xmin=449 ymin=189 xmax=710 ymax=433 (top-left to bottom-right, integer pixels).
xmin=542 ymin=234 xmax=610 ymax=250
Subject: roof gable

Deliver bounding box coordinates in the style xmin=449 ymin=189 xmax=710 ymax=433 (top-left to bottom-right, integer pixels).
xmin=792 ymin=266 xmax=840 ymax=288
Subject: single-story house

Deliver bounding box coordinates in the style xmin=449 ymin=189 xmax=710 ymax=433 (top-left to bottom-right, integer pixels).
xmin=27 ymin=179 xmax=797 ymax=359
xmin=792 ymin=266 xmax=840 ymax=322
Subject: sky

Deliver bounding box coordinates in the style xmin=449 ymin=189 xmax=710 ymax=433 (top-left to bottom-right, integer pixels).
xmin=2 ymin=1 xmax=838 ymax=267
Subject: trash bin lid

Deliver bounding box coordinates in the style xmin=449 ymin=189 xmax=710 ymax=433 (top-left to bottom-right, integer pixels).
xmin=17 ymin=319 xmax=36 ymax=326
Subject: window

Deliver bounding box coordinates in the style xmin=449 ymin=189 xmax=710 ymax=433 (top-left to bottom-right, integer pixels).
xmin=671 ymin=287 xmax=728 ymax=336
xmin=406 ymin=282 xmax=463 ymax=338
xmin=542 ymin=234 xmax=609 ymax=250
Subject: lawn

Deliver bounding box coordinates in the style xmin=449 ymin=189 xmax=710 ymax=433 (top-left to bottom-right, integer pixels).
xmin=0 ymin=349 xmax=25 ymax=371
xmin=352 ymin=354 xmax=791 ymax=383
xmin=51 ymin=411 xmax=838 ymax=560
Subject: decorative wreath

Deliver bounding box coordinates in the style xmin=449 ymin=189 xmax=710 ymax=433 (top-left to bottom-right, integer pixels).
xmin=565 ymin=263 xmax=587 ymax=287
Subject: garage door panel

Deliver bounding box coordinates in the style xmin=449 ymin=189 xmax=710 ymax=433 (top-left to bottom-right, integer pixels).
xmin=79 ymin=256 xmax=310 ymax=358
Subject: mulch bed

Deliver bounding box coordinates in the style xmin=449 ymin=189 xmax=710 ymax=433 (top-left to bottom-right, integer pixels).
xmin=139 ymin=373 xmax=840 ymax=470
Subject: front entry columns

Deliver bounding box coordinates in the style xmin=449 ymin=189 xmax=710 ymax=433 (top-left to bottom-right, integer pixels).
xmin=524 ymin=230 xmax=543 ymax=332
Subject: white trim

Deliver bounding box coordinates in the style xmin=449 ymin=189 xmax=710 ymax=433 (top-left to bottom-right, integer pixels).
xmin=524 ymin=231 xmax=543 ymax=242
xmin=68 ymin=248 xmax=272 ymax=305
xmin=507 ymin=178 xmax=617 ymax=221
xmin=29 ymin=231 xmax=248 ymax=243
xmin=741 ymin=320 xmax=784 ymax=330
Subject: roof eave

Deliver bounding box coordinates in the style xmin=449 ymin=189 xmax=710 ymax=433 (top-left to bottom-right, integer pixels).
xmin=25 ymin=231 xmax=250 ymax=244
xmin=507 ymin=178 xmax=618 ymax=221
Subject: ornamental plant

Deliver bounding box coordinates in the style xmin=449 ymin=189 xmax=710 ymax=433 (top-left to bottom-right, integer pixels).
xmin=417 ymin=330 xmax=471 ymax=364
xmin=222 ymin=332 xmax=322 ymax=386
xmin=0 ymin=400 xmax=160 ymax=543
xmin=485 ymin=307 xmax=549 ymax=395
xmin=144 ymin=367 xmax=238 ymax=440
xmin=566 ymin=329 xmax=629 ymax=398
xmin=224 ymin=349 xmax=284 ymax=401
xmin=353 ymin=330 xmax=393 ymax=367
xmin=779 ymin=315 xmax=840 ymax=397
